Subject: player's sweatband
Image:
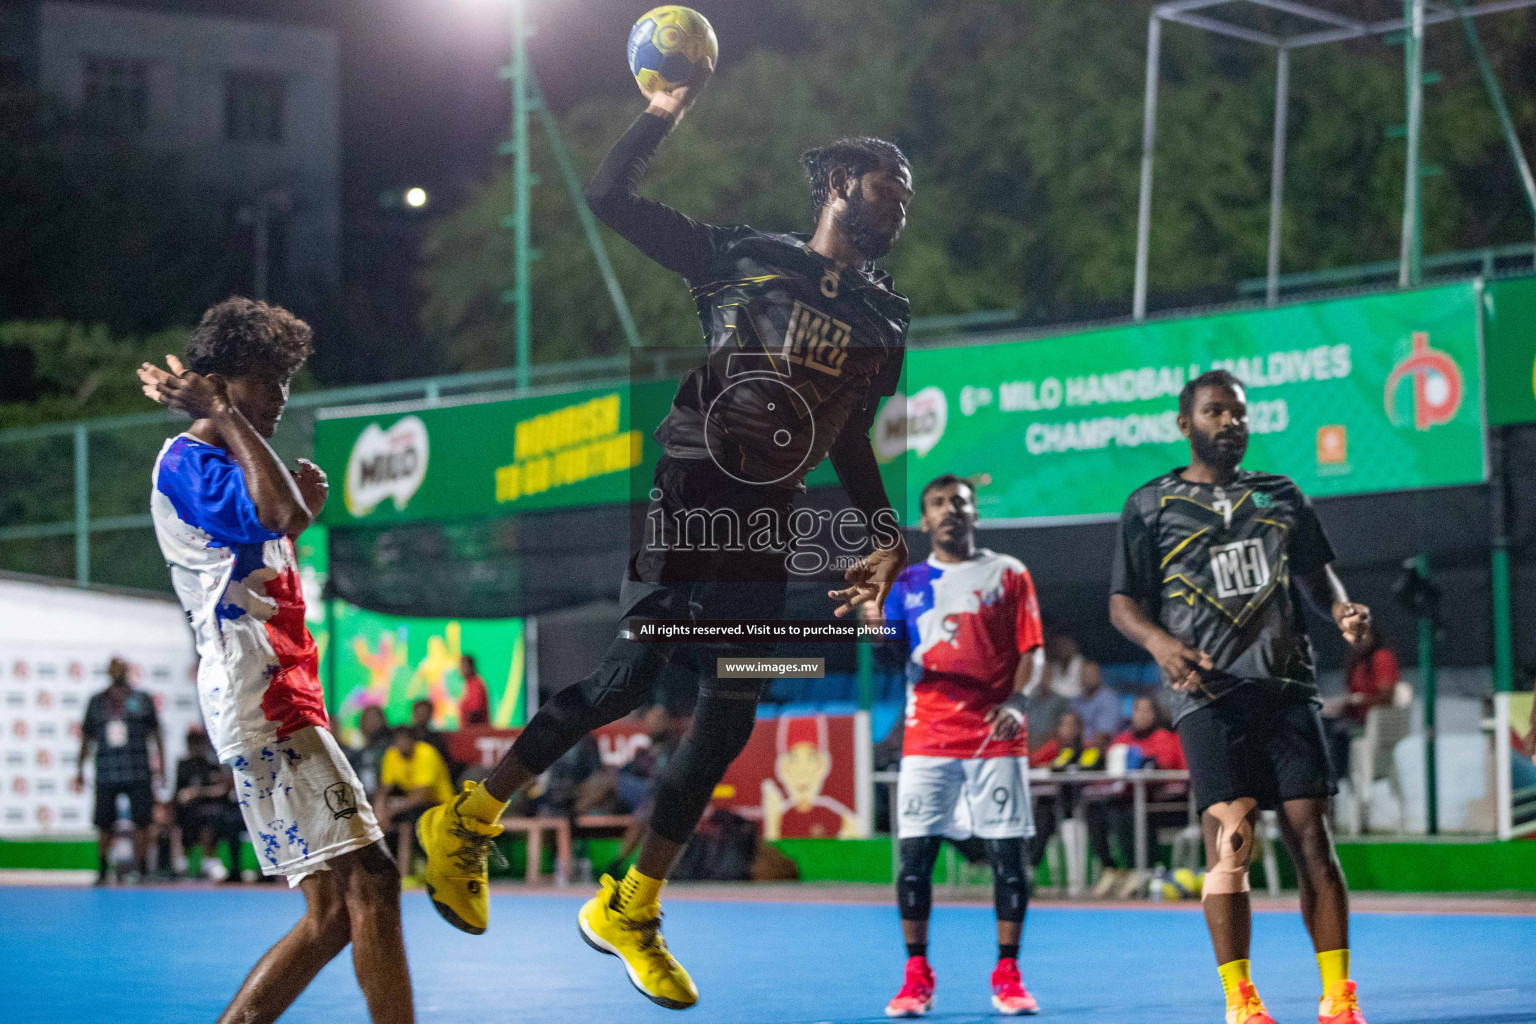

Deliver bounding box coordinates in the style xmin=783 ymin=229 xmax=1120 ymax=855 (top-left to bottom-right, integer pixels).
xmin=995 ymin=692 xmax=1029 ymax=724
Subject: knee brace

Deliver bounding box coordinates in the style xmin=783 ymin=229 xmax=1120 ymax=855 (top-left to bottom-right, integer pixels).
xmin=1202 ymin=798 xmax=1258 ymax=898
xmin=984 ymin=837 xmax=1030 ymax=924
xmin=647 ymin=685 xmax=759 ymax=843
xmin=898 ymin=836 xmax=942 ymax=921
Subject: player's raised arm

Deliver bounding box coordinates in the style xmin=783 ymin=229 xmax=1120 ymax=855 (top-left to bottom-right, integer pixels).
xmin=583 ymin=60 xmax=723 ymax=279
xmin=139 ymin=355 xmax=314 ymax=537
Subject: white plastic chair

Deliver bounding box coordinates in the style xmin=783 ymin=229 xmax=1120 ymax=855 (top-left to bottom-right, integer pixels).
xmin=1349 ymin=683 xmax=1413 ymax=832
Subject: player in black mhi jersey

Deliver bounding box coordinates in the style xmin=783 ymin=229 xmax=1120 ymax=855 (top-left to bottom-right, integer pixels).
xmin=1110 ymin=370 xmax=1372 ymax=1024
xmin=416 ymin=62 xmax=912 ymax=1009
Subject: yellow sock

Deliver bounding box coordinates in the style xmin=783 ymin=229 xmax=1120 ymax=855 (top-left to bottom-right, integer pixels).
xmin=1218 ymin=959 xmax=1252 ymax=1007
xmin=1317 ymin=949 xmax=1350 ymax=990
xmin=460 ymin=781 xmax=509 ymax=824
xmin=614 ymin=866 xmax=665 ymax=913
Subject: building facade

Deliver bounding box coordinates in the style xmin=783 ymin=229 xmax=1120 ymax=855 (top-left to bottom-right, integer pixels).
xmin=2 ymin=1 xmax=341 ymax=300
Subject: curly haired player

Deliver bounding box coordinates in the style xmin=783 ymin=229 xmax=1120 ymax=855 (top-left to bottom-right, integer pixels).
xmin=139 ymin=298 xmax=415 ymax=1024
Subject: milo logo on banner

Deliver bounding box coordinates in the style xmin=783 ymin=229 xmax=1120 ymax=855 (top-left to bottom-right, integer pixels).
xmin=874 ymin=387 xmax=948 ymax=463
xmin=345 ymin=416 xmax=430 ymax=517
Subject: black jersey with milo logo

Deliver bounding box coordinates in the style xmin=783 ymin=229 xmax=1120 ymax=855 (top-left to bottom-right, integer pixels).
xmin=585 ymin=113 xmax=908 ymax=491
xmin=1110 ymin=469 xmax=1336 ymax=723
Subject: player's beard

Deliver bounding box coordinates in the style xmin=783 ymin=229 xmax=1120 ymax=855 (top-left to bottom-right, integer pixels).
xmin=835 ymin=187 xmax=897 ymax=261
xmin=930 ymin=516 xmax=974 ymax=558
xmin=1189 ymin=425 xmax=1248 ymax=471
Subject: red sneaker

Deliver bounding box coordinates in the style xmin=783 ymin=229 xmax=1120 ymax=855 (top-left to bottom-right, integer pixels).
xmin=885 ymin=956 xmax=935 ymax=1018
xmin=1318 ymin=980 xmax=1367 ymax=1024
xmin=1226 ymin=981 xmax=1278 ymax=1024
xmin=990 ymin=958 xmax=1039 ymax=1015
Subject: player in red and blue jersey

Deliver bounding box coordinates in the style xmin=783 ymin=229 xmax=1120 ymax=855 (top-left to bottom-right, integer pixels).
xmin=880 ymin=474 xmax=1045 ymax=1017
xmin=140 ymin=298 xmax=414 ymax=1024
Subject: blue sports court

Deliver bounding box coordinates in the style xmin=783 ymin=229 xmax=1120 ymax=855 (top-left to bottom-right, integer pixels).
xmin=8 ymin=885 xmax=1533 ymax=1023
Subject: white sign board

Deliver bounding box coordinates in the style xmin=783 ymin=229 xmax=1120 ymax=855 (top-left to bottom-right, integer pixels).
xmin=0 ymin=576 xmax=198 ymax=839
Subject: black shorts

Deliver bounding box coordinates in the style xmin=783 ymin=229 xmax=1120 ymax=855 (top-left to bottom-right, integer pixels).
xmin=94 ymin=781 xmax=155 ymax=829
xmin=624 ymin=455 xmax=795 ymax=604
xmin=618 ymin=455 xmax=793 ymax=701
xmin=1177 ymin=685 xmax=1336 ymax=813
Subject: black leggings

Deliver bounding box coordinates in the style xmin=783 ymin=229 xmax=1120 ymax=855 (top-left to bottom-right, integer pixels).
xmin=510 ymin=633 xmax=761 ymax=845
xmin=897 ymin=835 xmax=1031 ymax=924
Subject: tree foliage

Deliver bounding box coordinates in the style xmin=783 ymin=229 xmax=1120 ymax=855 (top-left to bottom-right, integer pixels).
xmin=0 ymin=320 xmax=185 ymax=429
xmin=421 ymin=0 xmax=1536 ymax=370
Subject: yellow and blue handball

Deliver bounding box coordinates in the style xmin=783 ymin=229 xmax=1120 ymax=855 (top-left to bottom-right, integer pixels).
xmin=627 ymin=6 xmax=718 ymax=94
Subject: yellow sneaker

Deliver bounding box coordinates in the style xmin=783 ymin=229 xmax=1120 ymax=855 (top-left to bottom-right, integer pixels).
xmin=577 ymin=873 xmax=698 ymax=1010
xmin=416 ymin=782 xmax=505 ymax=934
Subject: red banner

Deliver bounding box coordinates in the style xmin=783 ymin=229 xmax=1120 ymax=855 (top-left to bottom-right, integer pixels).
xmin=446 ymin=712 xmax=871 ymax=839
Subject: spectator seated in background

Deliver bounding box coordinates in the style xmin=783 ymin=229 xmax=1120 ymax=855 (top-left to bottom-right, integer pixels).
xmin=459 ymin=654 xmax=490 ymax=727
xmin=1084 ymin=695 xmax=1188 ymax=899
xmin=1030 ymin=709 xmax=1100 ymax=771
xmin=599 ymin=705 xmax=683 ymax=876
xmin=1027 ymin=710 xmax=1100 ymax=867
xmin=611 ymin=706 xmax=681 ymax=815
xmin=511 ymin=705 xmax=683 ymax=878
xmin=515 ymin=706 xmax=681 ymax=822
xmin=375 ymin=724 xmax=456 ymax=879
xmin=1025 ymin=687 xmax=1069 ymax=751
xmin=1321 ymin=626 xmax=1400 ymax=779
xmin=1040 ymin=620 xmax=1094 ymax=700
xmin=410 ymin=698 xmax=458 ymax=778
xmin=346 ymin=705 xmax=393 ymax=797
xmin=520 ymin=733 xmax=604 ymax=818
xmin=1069 ymin=658 xmax=1122 ymax=750
xmin=173 ymin=726 xmax=243 ymax=882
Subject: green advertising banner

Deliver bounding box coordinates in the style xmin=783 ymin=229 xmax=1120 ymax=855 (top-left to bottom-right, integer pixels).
xmin=315 ymin=377 xmax=679 ymax=528
xmin=294 ymin=526 xmax=331 ymax=702
xmin=315 ymin=284 xmax=1486 ymax=532
xmin=328 ymin=602 xmax=527 ymax=746
xmin=291 ymin=525 xmax=527 ymax=742
xmin=1484 ymin=276 xmax=1536 ymax=426
xmin=875 ymin=282 xmax=1486 ymax=523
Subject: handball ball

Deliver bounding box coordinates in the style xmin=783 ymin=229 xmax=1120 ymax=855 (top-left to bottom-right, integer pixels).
xmin=628 ymin=6 xmax=718 ymax=94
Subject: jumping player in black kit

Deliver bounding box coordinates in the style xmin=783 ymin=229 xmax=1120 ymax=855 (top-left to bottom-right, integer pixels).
xmin=416 ymin=62 xmax=913 ymax=1009
xmin=1109 ymin=370 xmax=1370 ymax=1024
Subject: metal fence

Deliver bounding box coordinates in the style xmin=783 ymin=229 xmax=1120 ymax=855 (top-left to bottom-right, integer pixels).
xmin=0 ymin=351 xmax=688 ymax=591
xmin=4 ymin=247 xmax=1532 ymax=593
